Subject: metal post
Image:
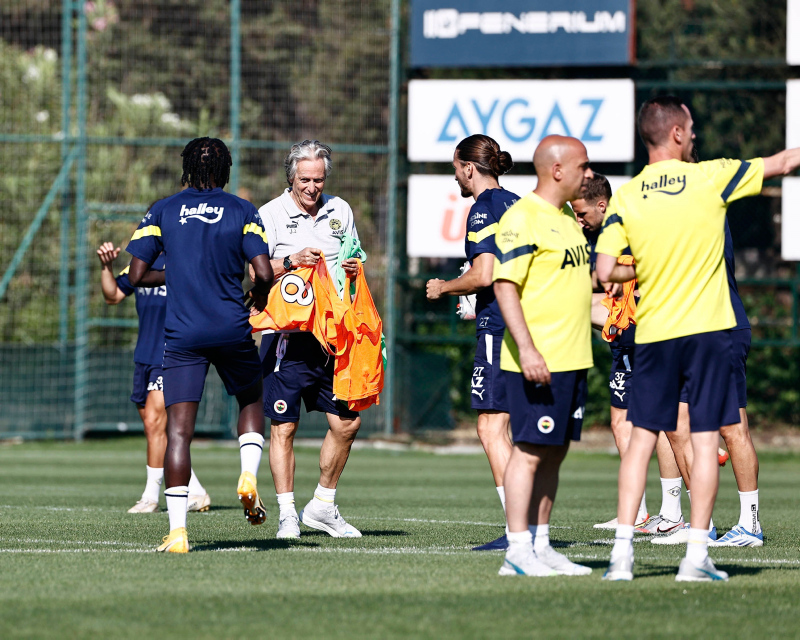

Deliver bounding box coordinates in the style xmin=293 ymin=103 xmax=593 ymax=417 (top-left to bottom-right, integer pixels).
xmin=59 ymin=0 xmax=73 ymax=348
xmin=73 ymin=3 xmax=89 ymax=438
xmin=383 ymin=0 xmax=401 ymax=434
xmin=229 ymin=0 xmax=241 ymax=195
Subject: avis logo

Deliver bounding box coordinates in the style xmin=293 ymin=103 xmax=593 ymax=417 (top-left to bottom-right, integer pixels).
xmin=179 ymin=203 xmax=224 ymax=225
xmin=437 ymin=98 xmax=605 ymax=144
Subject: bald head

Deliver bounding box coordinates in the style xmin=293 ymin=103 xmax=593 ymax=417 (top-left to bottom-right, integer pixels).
xmin=532 ymin=135 xmax=593 ymax=204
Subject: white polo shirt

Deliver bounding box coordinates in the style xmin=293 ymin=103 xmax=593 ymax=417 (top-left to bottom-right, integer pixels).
xmin=258 ymin=188 xmax=360 ymax=274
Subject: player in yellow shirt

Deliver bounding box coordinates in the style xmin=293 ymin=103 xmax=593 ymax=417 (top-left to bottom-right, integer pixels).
xmin=597 ymin=96 xmax=800 ymax=582
xmin=493 ymin=135 xmax=594 ymax=577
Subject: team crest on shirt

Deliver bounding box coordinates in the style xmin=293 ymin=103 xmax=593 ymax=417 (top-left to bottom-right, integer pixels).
xmin=537 ymin=416 xmax=555 ymax=434
xmin=329 ymin=218 xmax=342 ymax=230
xmin=274 ymin=399 xmax=288 ymax=414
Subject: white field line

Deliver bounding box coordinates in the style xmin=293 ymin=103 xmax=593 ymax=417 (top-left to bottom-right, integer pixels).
xmin=360 ymin=517 xmax=571 ymax=529
xmin=0 ymin=537 xmax=146 ymax=547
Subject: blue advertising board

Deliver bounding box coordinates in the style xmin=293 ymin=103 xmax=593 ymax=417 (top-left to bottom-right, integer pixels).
xmin=410 ymin=0 xmax=635 ymax=68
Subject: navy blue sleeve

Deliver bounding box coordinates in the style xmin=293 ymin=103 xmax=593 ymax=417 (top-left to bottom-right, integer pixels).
xmin=241 ymin=203 xmax=270 ymax=261
xmin=465 ymin=202 xmax=497 ymax=261
xmin=126 ymin=206 xmax=163 ymax=265
xmin=115 ymin=267 xmax=135 ymax=296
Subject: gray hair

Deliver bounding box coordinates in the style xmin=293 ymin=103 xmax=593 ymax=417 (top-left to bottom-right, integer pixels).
xmin=284 ymin=139 xmax=333 ymax=184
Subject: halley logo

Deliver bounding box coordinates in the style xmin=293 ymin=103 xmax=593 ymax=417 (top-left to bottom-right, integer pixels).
xmin=329 ymin=218 xmax=342 ymax=230
xmin=560 ymin=243 xmax=591 ymax=269
xmin=423 ymin=10 xmax=627 ymax=39
xmin=537 ymin=416 xmax=555 ymax=433
xmin=179 ymin=203 xmax=224 ymax=224
xmin=437 ymin=97 xmax=604 ymax=145
xmin=641 ymin=174 xmax=686 ymax=198
xmin=668 ymin=486 xmax=681 ymax=497
xmin=274 ymin=399 xmax=288 ymax=414
xmin=572 ymin=406 xmax=584 ymax=420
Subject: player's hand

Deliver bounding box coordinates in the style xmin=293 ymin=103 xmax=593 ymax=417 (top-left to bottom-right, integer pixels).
xmin=294 ymin=247 xmax=322 ymax=267
xmin=341 ymin=258 xmax=360 ymax=276
xmin=604 ymin=281 xmax=623 ymax=298
xmin=96 ymin=242 xmax=120 ymax=268
xmin=519 ymin=346 xmax=551 ymax=385
xmin=245 ymin=288 xmax=269 ymax=313
xmin=426 ymin=278 xmax=445 ymax=300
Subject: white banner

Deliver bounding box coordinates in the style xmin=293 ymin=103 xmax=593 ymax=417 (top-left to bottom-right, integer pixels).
xmin=407 ymin=79 xmax=635 ymax=163
xmin=787 ymin=80 xmax=800 ymax=148
xmin=407 ymin=174 xmax=631 ymax=258
xmin=782 ymin=177 xmax=800 ymax=261
xmin=789 ymin=0 xmax=800 ymax=65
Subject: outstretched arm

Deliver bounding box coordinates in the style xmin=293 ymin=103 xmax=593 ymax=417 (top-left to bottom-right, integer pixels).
xmin=763 ymin=148 xmax=800 ymax=179
xmin=427 ymin=253 xmax=494 ymax=299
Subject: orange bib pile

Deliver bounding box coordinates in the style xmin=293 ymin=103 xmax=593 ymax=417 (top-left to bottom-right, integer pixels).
xmin=249 ymin=256 xmax=384 ymax=410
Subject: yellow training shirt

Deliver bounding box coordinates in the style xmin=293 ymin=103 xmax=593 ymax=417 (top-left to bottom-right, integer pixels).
xmin=492 ymin=192 xmax=594 ymax=373
xmin=595 ymin=157 xmax=764 ymax=344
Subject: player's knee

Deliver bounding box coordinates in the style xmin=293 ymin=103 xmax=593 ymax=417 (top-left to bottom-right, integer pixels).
xmin=721 ymin=423 xmax=751 ymax=450
xmin=335 ymin=417 xmax=361 ymax=441
xmin=270 ymin=421 xmax=298 ymax=444
xmin=142 ymin=410 xmax=166 ymax=437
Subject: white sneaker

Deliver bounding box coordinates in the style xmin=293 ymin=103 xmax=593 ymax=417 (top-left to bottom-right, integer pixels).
xmin=536 ymin=545 xmax=592 ymax=576
xmin=593 ymin=513 xmax=648 ymax=530
xmin=499 ymin=546 xmax=558 ymax=577
xmin=675 ymin=556 xmax=729 ymax=582
xmin=299 ymin=500 xmax=362 ymax=538
xmin=651 ymin=524 xmax=717 ymax=545
xmin=277 ymin=512 xmax=301 ymax=539
xmin=602 ymin=552 xmax=634 ymax=581
xmin=128 ymin=499 xmax=159 ymax=513
xmin=187 ymin=493 xmax=211 ymax=512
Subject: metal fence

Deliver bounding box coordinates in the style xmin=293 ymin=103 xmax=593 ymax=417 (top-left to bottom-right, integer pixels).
xmin=1 ymin=1 xmax=798 ymax=439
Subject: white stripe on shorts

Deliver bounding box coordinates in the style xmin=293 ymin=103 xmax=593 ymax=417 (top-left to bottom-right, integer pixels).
xmin=486 ymin=334 xmax=493 ymax=366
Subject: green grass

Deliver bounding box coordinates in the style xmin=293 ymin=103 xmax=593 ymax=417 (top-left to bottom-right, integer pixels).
xmin=1 ymin=439 xmax=798 ymax=639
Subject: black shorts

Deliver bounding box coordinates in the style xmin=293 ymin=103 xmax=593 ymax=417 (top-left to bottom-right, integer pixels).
xmin=505 ymin=369 xmax=587 ymax=446
xmin=679 ymin=328 xmax=750 ymax=409
xmin=162 ymin=341 xmax=262 ymax=408
xmin=261 ymin=333 xmax=359 ymax=422
xmin=471 ymin=333 xmax=508 ymax=412
xmin=130 ymin=363 xmax=163 ymax=407
xmin=628 ymin=331 xmax=739 ymax=433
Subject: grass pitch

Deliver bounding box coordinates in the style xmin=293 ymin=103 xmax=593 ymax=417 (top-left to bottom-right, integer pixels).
xmin=0 ymin=439 xmax=798 ymax=639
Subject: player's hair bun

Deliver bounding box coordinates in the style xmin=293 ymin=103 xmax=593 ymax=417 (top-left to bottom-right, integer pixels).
xmin=495 ymin=150 xmax=514 ymax=176
xmin=456 ymin=134 xmax=514 ymax=179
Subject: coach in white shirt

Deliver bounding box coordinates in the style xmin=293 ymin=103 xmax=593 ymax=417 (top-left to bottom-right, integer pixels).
xmin=257 ymin=139 xmax=364 ymax=541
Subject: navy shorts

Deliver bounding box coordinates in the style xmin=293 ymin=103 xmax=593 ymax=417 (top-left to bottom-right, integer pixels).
xmin=471 ymin=333 xmax=508 ymax=412
xmin=162 ymin=341 xmax=262 ymax=408
xmin=678 ymin=328 xmax=750 ymax=409
xmin=130 ymin=363 xmax=164 ymax=407
xmin=609 ymin=346 xmax=634 ymax=410
xmin=628 ymin=330 xmax=739 ymax=433
xmin=506 ymin=369 xmax=587 ymax=446
xmin=261 ymin=333 xmax=359 ymax=422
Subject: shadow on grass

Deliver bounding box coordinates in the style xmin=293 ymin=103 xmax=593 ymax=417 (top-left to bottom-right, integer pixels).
xmin=191 ymin=539 xmax=320 ymax=552
xmin=299 ymin=529 xmax=409 ymax=537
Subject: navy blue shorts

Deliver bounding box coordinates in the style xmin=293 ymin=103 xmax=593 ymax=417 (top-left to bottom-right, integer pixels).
xmin=260 ymin=333 xmax=359 ymax=422
xmin=629 ymin=331 xmax=739 ymax=433
xmin=130 ymin=363 xmax=163 ymax=407
xmin=609 ymin=345 xmax=634 ymax=410
xmin=162 ymin=341 xmax=262 ymax=408
xmin=505 ymin=369 xmax=587 ymax=446
xmin=471 ymin=333 xmax=508 ymax=412
xmin=678 ymin=329 xmax=750 ymax=409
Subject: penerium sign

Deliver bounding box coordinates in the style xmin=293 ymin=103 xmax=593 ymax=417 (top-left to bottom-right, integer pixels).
xmin=407 ymin=174 xmax=632 ymax=258
xmin=410 ymin=0 xmax=634 ymax=67
xmin=407 ymin=79 xmax=635 ymax=163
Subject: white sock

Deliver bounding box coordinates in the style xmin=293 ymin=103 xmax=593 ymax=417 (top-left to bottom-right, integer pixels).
xmin=496 ymin=486 xmax=506 ymax=514
xmin=659 ymin=477 xmax=682 ymax=521
xmin=685 ymin=490 xmax=714 ymax=530
xmin=686 ymin=527 xmax=709 ymax=564
xmin=313 ymin=483 xmax=336 ymax=504
xmin=738 ymin=489 xmax=760 ymax=533
xmin=277 ymin=491 xmax=296 ymax=516
xmin=611 ymin=524 xmax=634 ymax=562
xmin=507 ymin=529 xmax=533 ymax=553
xmin=187 ymin=469 xmax=205 ymax=495
xmin=530 ymin=523 xmax=550 ymax=553
xmin=637 ymin=492 xmax=648 ymax=522
xmin=142 ymin=466 xmax=163 ymax=503
xmin=164 ymin=485 xmax=189 ymax=532
xmin=239 ymin=432 xmax=265 ymax=476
